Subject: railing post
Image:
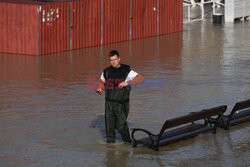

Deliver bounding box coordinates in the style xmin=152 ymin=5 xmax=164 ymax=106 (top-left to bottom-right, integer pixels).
xmin=188 ymin=5 xmax=191 ymax=22
xmin=201 ymin=3 xmax=204 ymax=20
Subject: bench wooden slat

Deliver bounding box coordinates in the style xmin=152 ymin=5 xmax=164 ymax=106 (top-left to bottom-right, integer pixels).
xmin=229 ymin=116 xmax=250 ymax=126
xmin=161 ymin=105 xmax=227 ymax=131
xmin=159 ymin=126 xmax=212 ymax=146
xmin=160 ymin=123 xmax=204 ymax=139
xmin=229 ymin=109 xmax=250 ymax=126
xmin=136 ymin=123 xmax=202 ymax=145
xmin=220 ymin=109 xmax=250 ymax=121
xmin=214 ymin=100 xmax=250 ymax=129
xmin=233 ymin=99 xmax=250 ymax=111
xmin=231 ymin=109 xmax=250 ymax=120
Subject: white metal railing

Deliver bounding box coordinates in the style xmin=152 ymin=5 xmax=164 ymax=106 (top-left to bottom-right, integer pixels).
xmin=183 ymin=0 xmax=225 ymax=23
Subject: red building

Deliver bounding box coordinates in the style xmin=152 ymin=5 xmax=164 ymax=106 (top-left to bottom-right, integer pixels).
xmin=0 ymin=0 xmax=182 ymax=55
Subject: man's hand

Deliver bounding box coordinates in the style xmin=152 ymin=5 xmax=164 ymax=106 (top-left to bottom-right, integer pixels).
xmin=96 ymin=88 xmax=104 ymax=95
xmin=96 ymin=79 xmax=105 ymax=95
xmin=118 ymin=81 xmax=128 ymax=89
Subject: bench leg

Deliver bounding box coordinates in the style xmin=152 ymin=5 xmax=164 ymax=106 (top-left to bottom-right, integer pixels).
xmin=153 ymin=146 xmax=159 ymax=151
xmin=224 ymin=119 xmax=230 ymax=130
xmin=224 ymin=123 xmax=229 ymax=130
xmin=132 ymin=138 xmax=137 ymax=147
xmin=213 ymin=126 xmax=217 ymax=134
xmin=152 ymin=142 xmax=159 ymax=151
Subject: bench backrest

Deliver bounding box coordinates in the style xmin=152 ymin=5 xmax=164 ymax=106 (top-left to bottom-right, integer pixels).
xmin=230 ymin=99 xmax=250 ymax=117
xmin=159 ymin=105 xmax=227 ymax=136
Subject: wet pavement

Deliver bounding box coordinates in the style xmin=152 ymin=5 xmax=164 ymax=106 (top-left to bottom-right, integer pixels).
xmin=1 ymin=8 xmax=250 ymax=167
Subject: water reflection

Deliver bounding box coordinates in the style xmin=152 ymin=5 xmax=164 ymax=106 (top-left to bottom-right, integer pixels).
xmin=0 ymin=54 xmax=38 ymax=81
xmin=0 ymin=32 xmax=183 ymax=83
xmin=221 ymin=22 xmax=250 ymax=101
xmin=104 ymin=148 xmax=130 ymax=167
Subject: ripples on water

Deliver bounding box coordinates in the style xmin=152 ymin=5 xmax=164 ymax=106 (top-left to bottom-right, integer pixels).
xmin=0 ymin=18 xmax=250 ymax=167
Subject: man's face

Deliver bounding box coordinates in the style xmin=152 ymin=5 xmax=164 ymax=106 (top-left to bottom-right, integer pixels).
xmin=109 ymin=55 xmax=120 ymax=68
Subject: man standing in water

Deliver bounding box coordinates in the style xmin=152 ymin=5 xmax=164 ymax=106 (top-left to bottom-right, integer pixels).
xmin=96 ymin=50 xmax=144 ymax=143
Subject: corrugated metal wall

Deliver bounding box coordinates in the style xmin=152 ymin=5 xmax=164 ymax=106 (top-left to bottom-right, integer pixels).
xmin=0 ymin=2 xmax=37 ymax=55
xmin=102 ymin=0 xmax=130 ymax=45
xmin=159 ymin=0 xmax=182 ymax=35
xmin=39 ymin=2 xmax=71 ymax=55
xmin=131 ymin=0 xmax=157 ymax=40
xmin=0 ymin=0 xmax=182 ymax=56
xmin=72 ymin=0 xmax=101 ymax=49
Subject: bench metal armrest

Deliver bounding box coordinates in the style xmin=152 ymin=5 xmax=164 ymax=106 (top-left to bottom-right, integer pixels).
xmin=206 ymin=114 xmax=225 ymax=124
xmin=131 ymin=128 xmax=157 ymax=148
xmin=206 ymin=114 xmax=229 ymax=130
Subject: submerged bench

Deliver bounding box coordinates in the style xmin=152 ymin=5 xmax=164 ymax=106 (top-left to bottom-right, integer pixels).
xmin=212 ymin=99 xmax=250 ymax=130
xmin=131 ymin=105 xmax=227 ymax=151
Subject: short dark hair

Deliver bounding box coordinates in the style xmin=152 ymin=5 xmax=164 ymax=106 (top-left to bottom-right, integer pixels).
xmin=109 ymin=50 xmax=119 ymax=58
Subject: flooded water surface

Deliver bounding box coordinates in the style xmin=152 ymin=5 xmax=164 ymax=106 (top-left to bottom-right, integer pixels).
xmin=1 ymin=19 xmax=250 ymax=166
